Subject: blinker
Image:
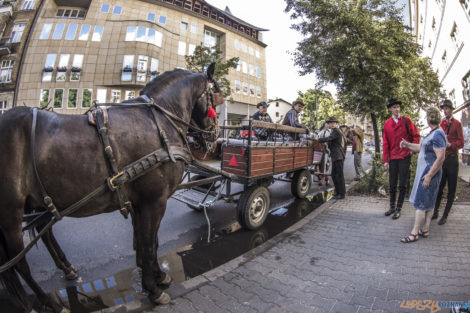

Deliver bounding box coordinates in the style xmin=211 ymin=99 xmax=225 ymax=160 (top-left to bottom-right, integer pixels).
xmin=207 ymin=107 xmax=216 ymax=118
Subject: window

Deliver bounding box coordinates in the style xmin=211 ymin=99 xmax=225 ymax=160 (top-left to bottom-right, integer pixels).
xmin=68 ymin=89 xmax=78 ymax=108
xmin=22 ymin=0 xmax=35 ymax=10
xmin=242 ymin=82 xmax=248 ymax=94
xmin=249 ymin=84 xmax=255 ymax=96
xmin=150 ymin=58 xmax=159 ymax=80
xmin=39 ymin=89 xmax=49 ymax=108
xmin=111 ymin=90 xmax=121 ymax=103
xmin=40 ymin=23 xmax=52 ymax=39
xmin=125 ymin=90 xmax=135 ymax=100
xmin=0 ymin=101 xmax=7 ymax=114
xmin=190 ymin=24 xmax=197 ymax=33
xmin=92 ymin=26 xmax=103 ymax=41
xmin=71 ymin=54 xmax=83 ymax=81
xmin=122 ymin=55 xmax=134 ymax=81
xmin=96 ymin=88 xmax=107 ymax=103
xmin=137 ymin=55 xmax=148 ymax=82
xmin=241 ymin=43 xmax=247 ymax=53
xmin=184 ymin=0 xmax=192 ymax=10
xmin=203 ymin=29 xmax=218 ymax=48
xmin=9 ymin=24 xmax=25 ymax=43
xmin=178 ymin=41 xmax=186 ymax=56
xmin=56 ymin=9 xmax=86 ymax=18
xmin=158 ymin=15 xmax=167 ymax=24
xmin=428 ymin=40 xmax=432 ymax=48
xmin=449 ymin=89 xmax=456 ymax=106
xmin=78 ymin=24 xmax=91 ymax=40
xmin=125 ymin=26 xmax=136 ymax=41
xmin=54 ymin=89 xmax=64 ymax=108
xmin=65 ymin=24 xmax=78 ymax=40
xmin=112 ymin=6 xmax=122 ymax=15
xmin=43 ymin=54 xmax=56 ymax=81
xmin=147 ymin=13 xmax=155 ymax=22
xmin=450 ymin=22 xmax=461 ymax=48
xmin=255 ymin=50 xmax=260 ymax=58
xmin=181 ymin=22 xmax=188 ymax=31
xmin=463 ymin=72 xmax=470 ymax=101
xmin=248 ymin=47 xmax=254 ymax=55
xmin=56 ymin=54 xmax=69 ymax=82
xmin=256 ymin=66 xmax=261 ymax=78
xmin=276 ymin=102 xmax=279 ymax=107
xmin=276 ymin=112 xmax=279 ymax=118
xmin=442 ymin=50 xmax=447 ymax=68
xmin=235 ymin=80 xmax=241 ymax=93
xmin=256 ymin=86 xmax=261 ymax=98
xmin=82 ymin=88 xmax=92 ymax=108
xmin=188 ymin=44 xmax=196 ymax=55
xmin=125 ymin=26 xmax=162 ymax=47
xmin=0 ymin=60 xmax=14 ymax=83
xmin=248 ymin=64 xmax=254 ymax=76
xmin=241 ymin=61 xmax=247 ymax=73
xmin=100 ymin=4 xmax=110 ymax=13
xmin=236 ymin=60 xmax=240 ymax=71
xmin=432 ymin=17 xmax=436 ymax=30
xmin=136 ymin=26 xmax=146 ymax=42
xmin=52 ymin=23 xmax=65 ymax=40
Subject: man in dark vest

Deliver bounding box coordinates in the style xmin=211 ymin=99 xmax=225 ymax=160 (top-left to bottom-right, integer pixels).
xmin=282 ymin=99 xmax=308 ymax=129
xmin=432 ymin=99 xmax=465 ymax=225
xmin=383 ymin=98 xmax=420 ymax=220
xmin=317 ymin=117 xmax=346 ymax=200
xmin=251 ymin=101 xmax=273 ymax=140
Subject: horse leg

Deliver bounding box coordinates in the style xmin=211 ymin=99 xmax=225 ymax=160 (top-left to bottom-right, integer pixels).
xmin=1 ymin=225 xmax=67 ymax=313
xmin=135 ymin=202 xmax=170 ymax=305
xmin=36 ymin=224 xmax=78 ymax=280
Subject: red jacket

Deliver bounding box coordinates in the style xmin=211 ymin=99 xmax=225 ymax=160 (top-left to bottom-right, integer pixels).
xmin=441 ymin=117 xmax=464 ymax=157
xmin=383 ymin=115 xmax=420 ymax=163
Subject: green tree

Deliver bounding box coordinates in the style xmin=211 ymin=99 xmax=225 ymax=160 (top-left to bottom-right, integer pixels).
xmin=185 ymin=45 xmax=239 ymax=98
xmin=299 ymin=89 xmax=347 ymax=129
xmin=285 ymin=0 xmax=443 ymax=192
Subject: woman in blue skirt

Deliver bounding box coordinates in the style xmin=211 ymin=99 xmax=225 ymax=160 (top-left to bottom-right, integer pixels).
xmin=399 ymin=107 xmax=446 ymax=243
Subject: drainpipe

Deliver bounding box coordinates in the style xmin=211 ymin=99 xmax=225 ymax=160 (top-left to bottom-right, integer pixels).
xmin=13 ymin=0 xmax=46 ymax=107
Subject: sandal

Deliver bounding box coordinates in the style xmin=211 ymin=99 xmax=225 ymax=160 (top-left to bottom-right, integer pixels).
xmin=418 ymin=229 xmax=429 ymax=238
xmin=401 ymin=233 xmax=419 ymax=243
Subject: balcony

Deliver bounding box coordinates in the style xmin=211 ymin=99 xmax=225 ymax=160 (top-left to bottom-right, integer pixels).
xmin=53 ymin=0 xmax=91 ymax=9
xmin=0 ymin=2 xmax=13 ymax=15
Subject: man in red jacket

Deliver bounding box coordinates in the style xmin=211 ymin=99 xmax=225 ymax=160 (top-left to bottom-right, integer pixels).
xmin=432 ymin=100 xmax=464 ymax=225
xmin=383 ymin=99 xmax=420 ymax=219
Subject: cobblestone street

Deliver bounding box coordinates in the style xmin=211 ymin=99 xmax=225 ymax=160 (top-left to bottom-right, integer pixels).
xmin=136 ymin=196 xmax=470 ymax=313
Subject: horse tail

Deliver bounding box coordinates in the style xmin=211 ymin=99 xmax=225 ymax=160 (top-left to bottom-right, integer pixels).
xmin=0 ymin=230 xmax=31 ymax=311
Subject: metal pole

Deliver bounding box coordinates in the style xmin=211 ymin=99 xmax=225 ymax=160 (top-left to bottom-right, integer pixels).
xmin=315 ymin=94 xmax=318 ymax=130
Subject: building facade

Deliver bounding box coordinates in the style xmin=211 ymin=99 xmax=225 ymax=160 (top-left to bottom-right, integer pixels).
xmin=267 ymin=98 xmax=291 ymax=124
xmin=0 ymin=0 xmax=40 ymax=113
xmin=13 ymin=0 xmax=267 ymax=120
xmin=409 ymin=0 xmax=470 ymax=126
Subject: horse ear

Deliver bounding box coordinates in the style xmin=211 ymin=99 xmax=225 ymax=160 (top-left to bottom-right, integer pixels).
xmin=206 ymin=62 xmax=216 ymax=80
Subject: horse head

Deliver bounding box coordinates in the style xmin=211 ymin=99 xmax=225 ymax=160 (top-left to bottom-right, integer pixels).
xmin=189 ymin=62 xmax=224 ymax=153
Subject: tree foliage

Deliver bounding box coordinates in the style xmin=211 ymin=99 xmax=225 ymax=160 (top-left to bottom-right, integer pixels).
xmin=298 ymin=89 xmax=347 ymax=129
xmin=284 ymin=0 xmax=443 ymax=136
xmin=185 ymin=45 xmax=239 ymax=98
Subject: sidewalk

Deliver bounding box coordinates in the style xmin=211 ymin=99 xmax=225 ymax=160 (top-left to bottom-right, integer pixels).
xmin=104 ymin=196 xmax=470 ymax=313
xmin=459 ymin=161 xmax=470 ymax=183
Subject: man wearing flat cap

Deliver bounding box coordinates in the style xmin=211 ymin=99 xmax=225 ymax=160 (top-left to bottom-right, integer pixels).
xmin=317 ymin=117 xmax=346 ymax=199
xmin=251 ymin=101 xmax=273 ymax=140
xmin=432 ymin=99 xmax=464 ymax=225
xmin=383 ymin=99 xmax=420 ymax=220
xmin=282 ymin=99 xmax=308 ymax=130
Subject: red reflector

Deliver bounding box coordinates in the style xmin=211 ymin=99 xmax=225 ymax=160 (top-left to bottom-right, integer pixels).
xmin=208 ymin=107 xmax=216 ymax=118
xmin=228 ymin=155 xmax=238 ymax=167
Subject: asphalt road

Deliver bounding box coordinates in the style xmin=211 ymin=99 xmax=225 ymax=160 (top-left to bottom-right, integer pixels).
xmin=18 ymin=149 xmax=372 ymax=293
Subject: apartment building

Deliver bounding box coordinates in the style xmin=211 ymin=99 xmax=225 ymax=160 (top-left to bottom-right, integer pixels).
xmin=409 ymin=0 xmax=470 ymax=125
xmin=0 ymin=0 xmax=39 ymax=113
xmin=13 ymin=0 xmax=267 ymax=121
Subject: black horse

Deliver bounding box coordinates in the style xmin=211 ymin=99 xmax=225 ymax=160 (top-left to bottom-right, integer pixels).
xmin=0 ymin=64 xmax=223 ymax=313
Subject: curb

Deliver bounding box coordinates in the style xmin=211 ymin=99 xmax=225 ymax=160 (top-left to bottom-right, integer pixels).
xmin=97 ymin=181 xmax=361 ymax=313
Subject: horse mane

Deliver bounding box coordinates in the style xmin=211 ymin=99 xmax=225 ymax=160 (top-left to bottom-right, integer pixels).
xmin=136 ymin=68 xmax=206 ymax=116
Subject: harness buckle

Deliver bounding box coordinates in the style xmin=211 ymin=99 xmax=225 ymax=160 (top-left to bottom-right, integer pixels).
xmin=44 ymin=196 xmax=62 ymax=220
xmin=107 ymin=171 xmax=125 ymax=191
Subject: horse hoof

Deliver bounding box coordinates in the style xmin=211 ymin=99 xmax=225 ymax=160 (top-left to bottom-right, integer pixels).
xmin=153 ymin=292 xmax=171 ymax=305
xmin=159 ymin=273 xmax=172 ymax=285
xmin=67 ymin=265 xmax=77 ymax=272
xmin=65 ymin=270 xmax=78 ymax=280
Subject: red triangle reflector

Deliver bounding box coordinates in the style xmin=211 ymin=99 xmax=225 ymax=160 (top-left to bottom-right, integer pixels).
xmin=228 ymin=155 xmax=239 ymax=167
xmin=241 ymin=148 xmax=246 ymax=155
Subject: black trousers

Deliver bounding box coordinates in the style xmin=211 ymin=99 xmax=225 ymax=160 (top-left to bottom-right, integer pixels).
xmin=389 ymin=155 xmax=411 ymax=209
xmin=332 ymin=159 xmax=345 ymax=196
xmin=434 ymin=154 xmax=459 ymax=217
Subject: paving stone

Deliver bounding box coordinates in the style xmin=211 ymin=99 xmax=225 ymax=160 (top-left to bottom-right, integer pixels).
xmin=330 ymin=301 xmax=360 ymax=313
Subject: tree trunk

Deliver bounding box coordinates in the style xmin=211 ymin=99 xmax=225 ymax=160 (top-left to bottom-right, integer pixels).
xmin=367 ymin=112 xmax=381 ymax=194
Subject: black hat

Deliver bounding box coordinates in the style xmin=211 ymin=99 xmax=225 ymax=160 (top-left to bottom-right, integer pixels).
xmin=387 ymin=98 xmax=402 ymax=108
xmin=440 ymin=99 xmax=454 ymax=110
xmin=292 ymin=99 xmax=305 ymax=107
xmin=326 ymin=116 xmax=339 ymax=123
xmin=257 ymin=101 xmax=268 ymax=108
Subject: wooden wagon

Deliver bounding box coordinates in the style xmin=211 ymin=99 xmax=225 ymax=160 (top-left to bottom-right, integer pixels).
xmin=171 ymin=120 xmax=324 ymax=232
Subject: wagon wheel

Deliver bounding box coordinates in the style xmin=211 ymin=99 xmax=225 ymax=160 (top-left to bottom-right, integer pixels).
xmin=291 ymin=169 xmax=312 ymax=199
xmin=237 ymin=186 xmax=270 ymax=230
